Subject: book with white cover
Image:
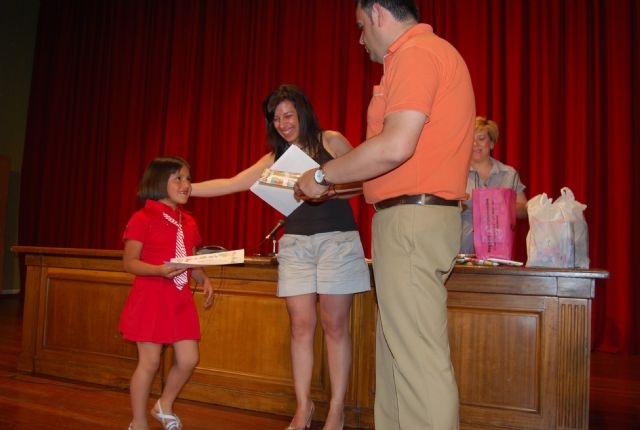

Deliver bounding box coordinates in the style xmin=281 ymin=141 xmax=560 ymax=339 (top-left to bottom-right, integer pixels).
xmin=250 ymin=145 xmax=319 ymax=216
xmin=166 ymin=249 xmax=245 ymax=268
xmin=258 ymin=168 xmax=362 ymax=195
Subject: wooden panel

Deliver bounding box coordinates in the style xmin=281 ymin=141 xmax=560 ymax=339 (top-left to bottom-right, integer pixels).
xmin=178 ymin=267 xmax=321 ymax=414
xmin=17 ymin=261 xmax=43 ymax=372
xmin=557 ymin=299 xmax=591 ymax=429
xmin=449 ymin=293 xmax=557 ymax=429
xmin=557 ymin=277 xmax=594 ymax=299
xmin=178 ymin=275 xmax=377 ymax=427
xmin=449 ymin=307 xmax=541 ymax=411
xmin=179 ymin=279 xmax=325 ymax=415
xmin=42 ymin=268 xmax=134 ymax=357
xmin=13 ymin=247 xmax=607 ymax=430
xmin=347 ymin=284 xmax=377 ymax=429
xmin=447 ymin=272 xmax=557 ymax=296
xmin=196 ymin=287 xmax=297 ymax=384
xmin=31 ymin=267 xmax=162 ymax=392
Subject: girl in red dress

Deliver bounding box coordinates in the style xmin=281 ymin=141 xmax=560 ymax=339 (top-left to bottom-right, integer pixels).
xmin=119 ymin=156 xmax=214 ymax=430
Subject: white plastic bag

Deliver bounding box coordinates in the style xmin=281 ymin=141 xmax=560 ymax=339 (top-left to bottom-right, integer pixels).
xmin=526 ymin=193 xmax=575 ymax=267
xmin=555 ymin=187 xmax=590 ymax=268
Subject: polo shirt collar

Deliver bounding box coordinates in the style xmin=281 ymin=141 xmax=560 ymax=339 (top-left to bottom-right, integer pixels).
xmin=387 ymin=23 xmax=433 ymax=55
xmin=145 ymin=198 xmax=182 ymax=219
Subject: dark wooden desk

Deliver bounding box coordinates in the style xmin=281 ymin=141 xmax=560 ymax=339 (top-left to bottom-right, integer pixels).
xmin=12 ymin=246 xmax=607 ymax=429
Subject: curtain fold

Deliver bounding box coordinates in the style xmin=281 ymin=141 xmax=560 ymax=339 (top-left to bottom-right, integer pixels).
xmin=20 ymin=0 xmax=639 ymax=353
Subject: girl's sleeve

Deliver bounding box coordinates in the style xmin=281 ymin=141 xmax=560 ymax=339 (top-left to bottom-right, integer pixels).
xmin=123 ymin=211 xmax=149 ymax=243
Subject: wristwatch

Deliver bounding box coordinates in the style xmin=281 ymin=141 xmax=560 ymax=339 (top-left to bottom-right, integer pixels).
xmin=313 ymin=168 xmax=331 ymax=186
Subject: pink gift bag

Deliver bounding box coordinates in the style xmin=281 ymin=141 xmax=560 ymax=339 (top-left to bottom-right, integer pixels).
xmin=472 ymin=188 xmax=517 ymax=260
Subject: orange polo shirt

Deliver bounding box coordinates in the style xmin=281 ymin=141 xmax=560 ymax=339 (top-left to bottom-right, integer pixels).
xmin=363 ymin=24 xmax=475 ymax=204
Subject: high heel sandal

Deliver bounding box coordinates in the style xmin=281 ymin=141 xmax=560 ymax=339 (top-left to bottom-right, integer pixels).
xmin=151 ymin=400 xmax=182 ymax=430
xmin=285 ymin=401 xmax=315 ymax=430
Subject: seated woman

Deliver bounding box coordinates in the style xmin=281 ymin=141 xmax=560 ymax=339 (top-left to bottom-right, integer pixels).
xmin=460 ymin=116 xmax=528 ymax=255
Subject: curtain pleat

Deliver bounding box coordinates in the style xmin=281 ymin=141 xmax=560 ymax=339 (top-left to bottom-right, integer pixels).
xmin=20 ymin=0 xmax=639 ymax=353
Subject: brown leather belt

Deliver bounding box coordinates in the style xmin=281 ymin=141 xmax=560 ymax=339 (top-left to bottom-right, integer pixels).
xmin=373 ymin=193 xmax=459 ymax=211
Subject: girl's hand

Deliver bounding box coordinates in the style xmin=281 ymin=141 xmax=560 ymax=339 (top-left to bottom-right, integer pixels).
xmin=159 ymin=264 xmax=187 ymax=279
xmin=124 ymin=240 xmax=188 ymax=278
xmin=191 ymin=267 xmax=214 ymax=308
xmin=200 ymin=276 xmax=214 ymax=308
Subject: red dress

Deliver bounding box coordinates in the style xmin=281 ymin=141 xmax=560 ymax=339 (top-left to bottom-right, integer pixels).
xmin=119 ymin=199 xmax=203 ymax=344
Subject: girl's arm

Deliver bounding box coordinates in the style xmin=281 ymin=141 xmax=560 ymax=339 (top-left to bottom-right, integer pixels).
xmin=191 ymin=153 xmax=275 ymax=197
xmin=191 ymin=245 xmax=213 ymax=308
xmin=191 ymin=266 xmax=214 ymax=308
xmin=122 ymin=239 xmax=186 ymax=279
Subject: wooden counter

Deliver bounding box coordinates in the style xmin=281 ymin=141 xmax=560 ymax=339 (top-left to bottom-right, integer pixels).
xmin=12 ymin=246 xmax=608 ymax=429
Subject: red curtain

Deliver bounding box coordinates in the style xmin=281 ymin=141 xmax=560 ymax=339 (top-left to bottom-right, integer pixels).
xmin=20 ymin=0 xmax=639 ymax=353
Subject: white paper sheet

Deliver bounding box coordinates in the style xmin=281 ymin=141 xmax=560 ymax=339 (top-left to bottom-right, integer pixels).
xmin=166 ymin=249 xmax=245 ymax=268
xmin=250 ymin=145 xmax=319 ymax=216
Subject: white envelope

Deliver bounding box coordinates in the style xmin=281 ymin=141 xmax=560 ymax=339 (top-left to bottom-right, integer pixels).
xmin=250 ymin=145 xmax=319 ymax=216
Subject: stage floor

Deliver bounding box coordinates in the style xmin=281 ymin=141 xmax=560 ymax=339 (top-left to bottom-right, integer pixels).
xmin=1 ymin=294 xmax=638 ymax=429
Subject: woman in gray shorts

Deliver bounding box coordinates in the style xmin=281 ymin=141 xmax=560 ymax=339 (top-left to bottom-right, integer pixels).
xmin=191 ymin=84 xmax=370 ymax=430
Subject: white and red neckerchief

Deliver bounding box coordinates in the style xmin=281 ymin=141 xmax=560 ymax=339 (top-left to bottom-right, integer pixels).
xmin=163 ymin=211 xmax=188 ymax=290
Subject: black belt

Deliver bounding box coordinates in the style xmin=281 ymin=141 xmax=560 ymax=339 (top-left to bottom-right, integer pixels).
xmin=373 ymin=193 xmax=459 ymax=211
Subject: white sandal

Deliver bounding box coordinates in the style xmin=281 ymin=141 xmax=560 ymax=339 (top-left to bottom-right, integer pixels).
xmin=151 ymin=400 xmax=182 ymax=430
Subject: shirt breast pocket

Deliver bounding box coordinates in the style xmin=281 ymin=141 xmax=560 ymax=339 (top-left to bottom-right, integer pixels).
xmin=366 ymin=85 xmax=385 ymax=138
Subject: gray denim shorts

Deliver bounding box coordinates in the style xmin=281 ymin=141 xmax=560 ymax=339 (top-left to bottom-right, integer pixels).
xmin=276 ymin=230 xmax=371 ymax=297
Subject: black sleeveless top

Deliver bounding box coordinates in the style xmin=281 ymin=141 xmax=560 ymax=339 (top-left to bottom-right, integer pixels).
xmin=284 ymin=144 xmax=358 ymax=236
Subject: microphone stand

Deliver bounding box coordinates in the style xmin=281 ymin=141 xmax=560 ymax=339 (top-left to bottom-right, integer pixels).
xmin=263 ymin=219 xmax=285 ymax=257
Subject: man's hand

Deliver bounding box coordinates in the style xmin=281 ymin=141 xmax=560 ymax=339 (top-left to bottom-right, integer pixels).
xmin=294 ymin=168 xmax=329 ymax=201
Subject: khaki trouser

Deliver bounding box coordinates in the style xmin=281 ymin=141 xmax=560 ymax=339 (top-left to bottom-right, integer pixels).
xmin=372 ymin=204 xmax=460 ymax=430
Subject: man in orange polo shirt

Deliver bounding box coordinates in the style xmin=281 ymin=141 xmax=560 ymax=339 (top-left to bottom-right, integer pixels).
xmin=296 ymin=1 xmax=474 ymax=428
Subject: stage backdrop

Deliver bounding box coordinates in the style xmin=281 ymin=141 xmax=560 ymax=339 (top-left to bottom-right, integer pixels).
xmin=19 ymin=0 xmax=639 ymax=353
